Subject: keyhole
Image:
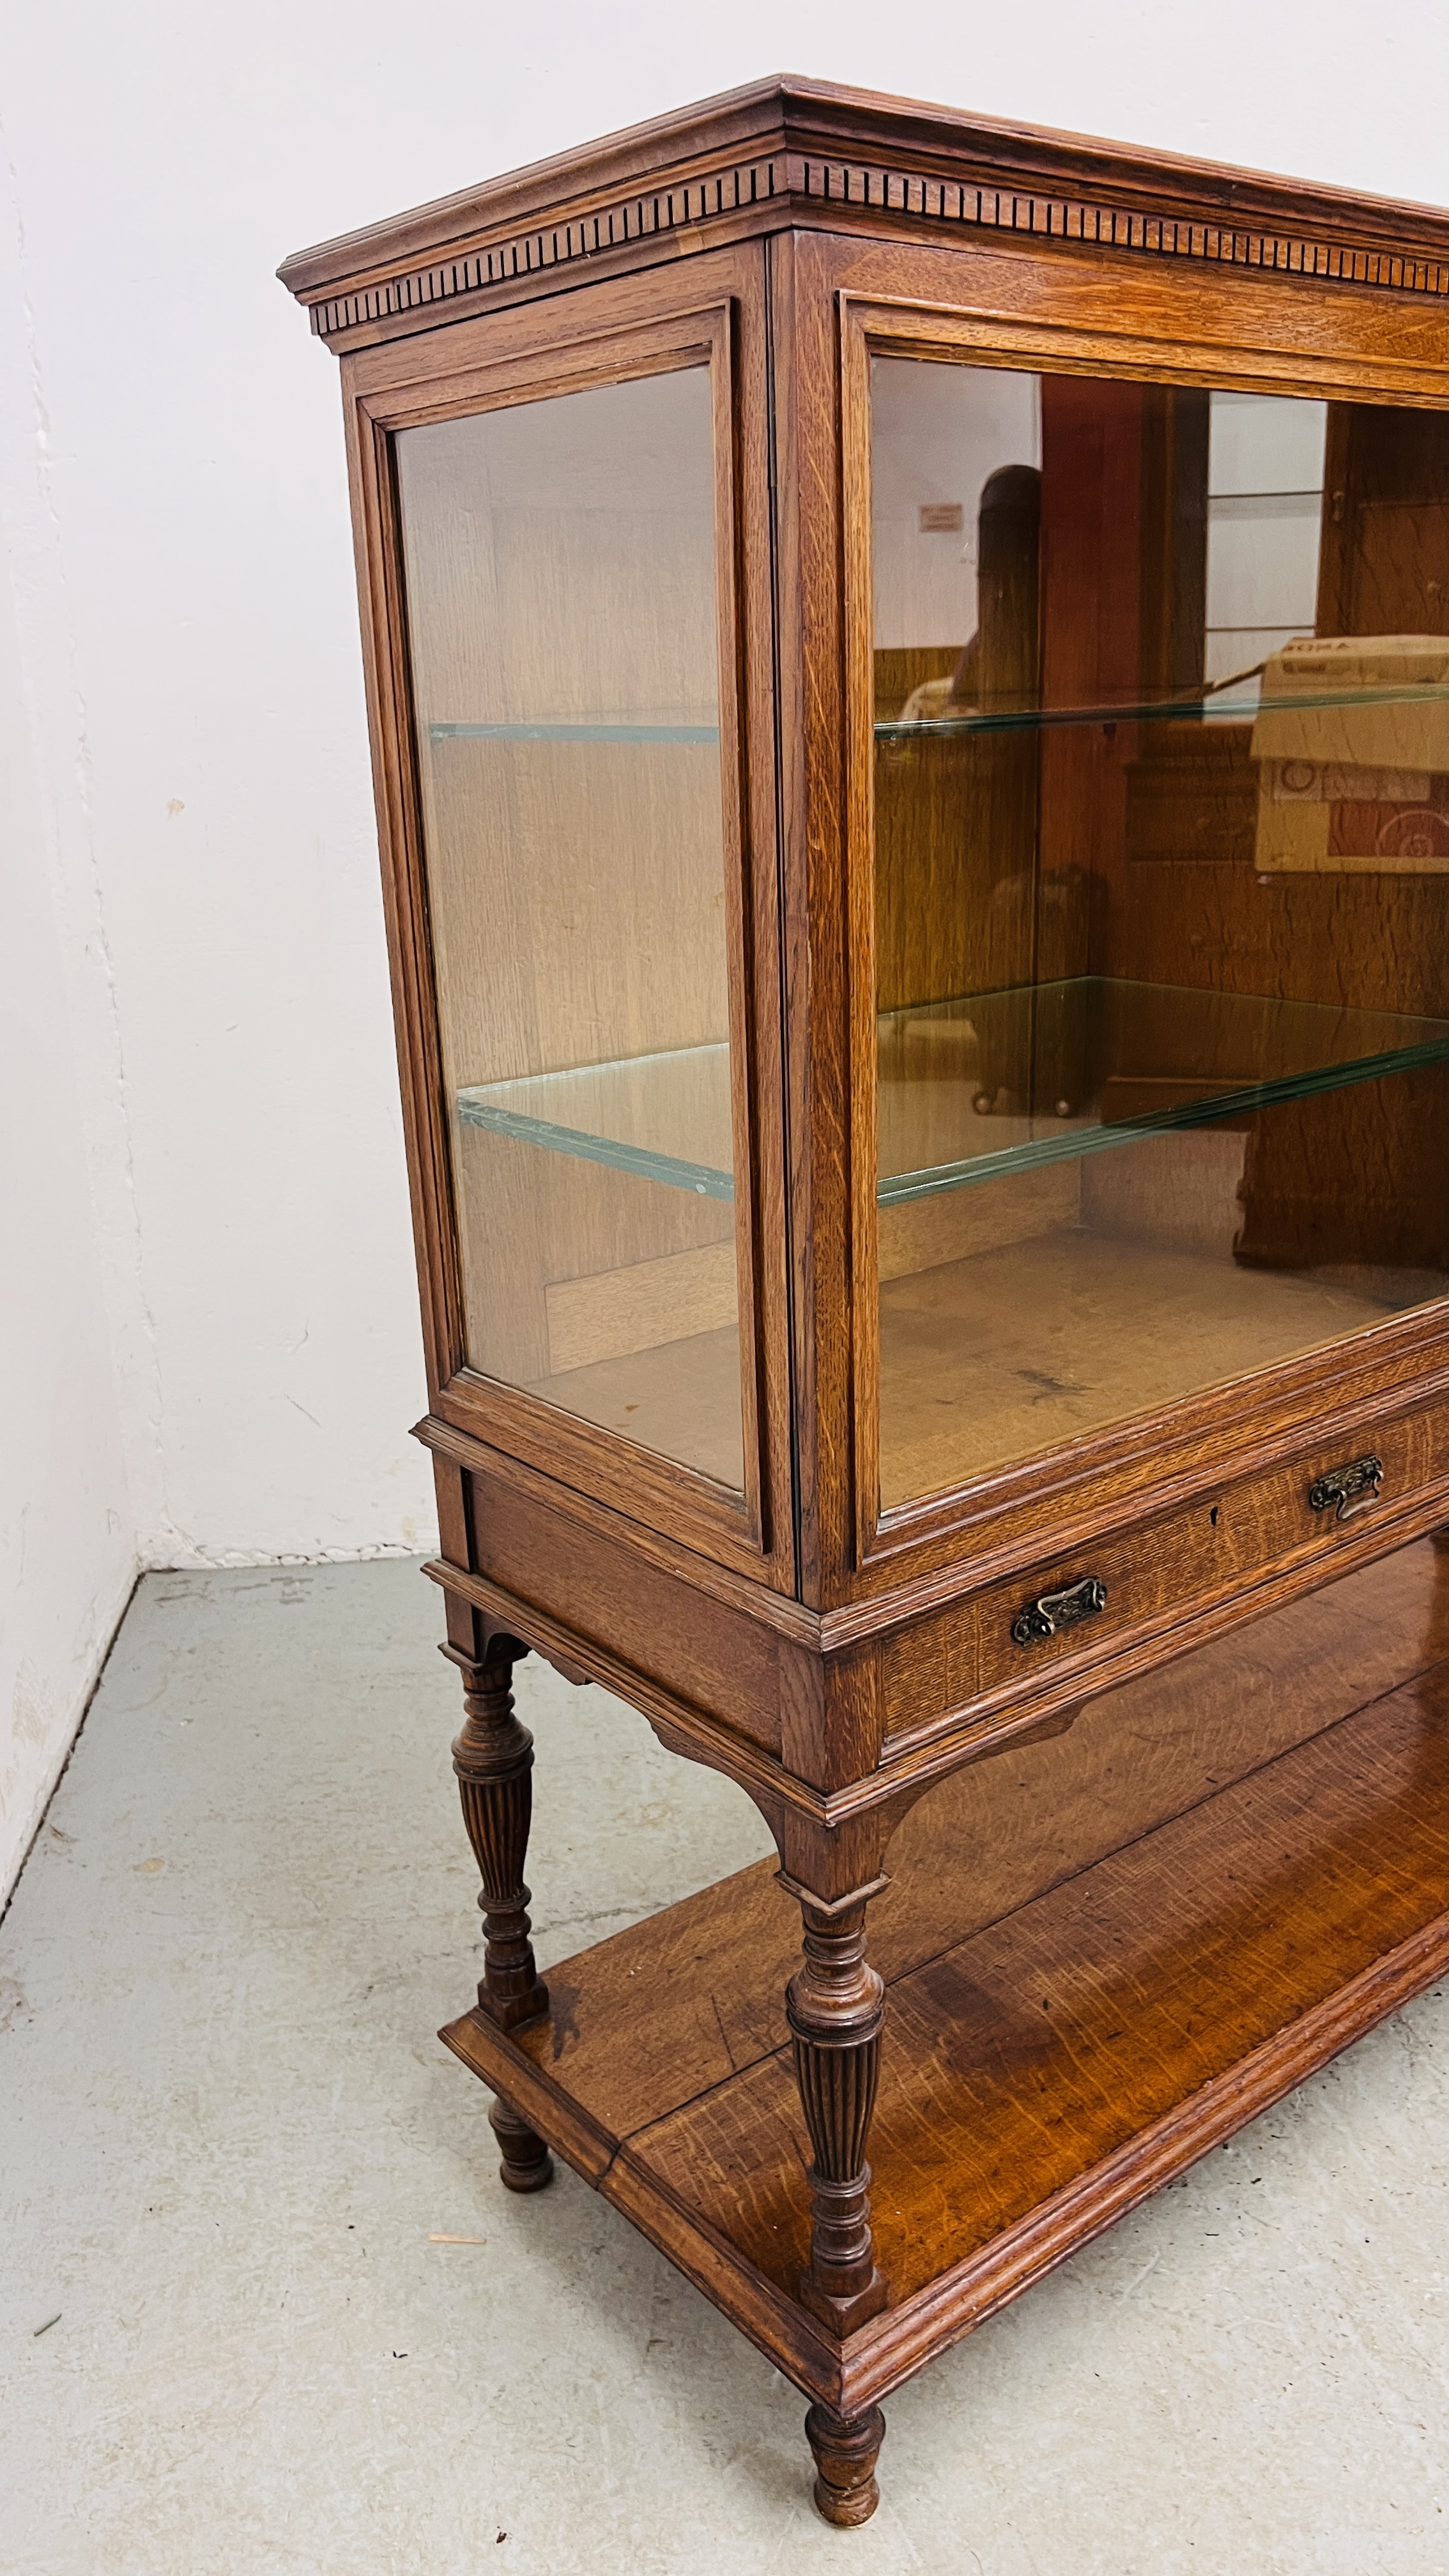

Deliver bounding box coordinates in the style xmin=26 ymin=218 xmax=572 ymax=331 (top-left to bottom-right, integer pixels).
xmin=1209 ymin=1506 xmax=1220 ymax=1528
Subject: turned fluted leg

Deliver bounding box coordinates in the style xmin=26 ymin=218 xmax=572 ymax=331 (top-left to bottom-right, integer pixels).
xmin=805 ymin=2401 xmax=887 ymax=2528
xmin=489 ymin=2094 xmax=554 ymax=2193
xmin=784 ymin=1882 xmax=888 ymax=2336
xmin=448 ymin=1642 xmax=549 ymax=2034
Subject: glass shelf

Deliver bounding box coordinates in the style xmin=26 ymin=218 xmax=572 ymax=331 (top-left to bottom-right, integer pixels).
xmin=458 ymin=1043 xmax=735 ymax=1201
xmin=457 ymin=978 xmax=1449 ymax=1209
xmin=877 ymin=979 xmax=1449 ymax=1202
xmin=873 ymin=682 xmax=1449 ymax=740
xmin=424 ymin=685 xmax=1449 ymax=749
xmin=429 ymin=719 xmax=719 ymax=744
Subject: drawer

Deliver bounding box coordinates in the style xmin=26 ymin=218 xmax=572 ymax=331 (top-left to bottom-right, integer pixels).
xmin=880 ymin=1395 xmax=1449 ymax=1758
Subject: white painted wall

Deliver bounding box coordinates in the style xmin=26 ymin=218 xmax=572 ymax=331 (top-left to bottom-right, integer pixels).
xmin=0 ymin=397 xmax=136 ymax=1894
xmin=3 ymin=0 xmax=1446 ymax=1896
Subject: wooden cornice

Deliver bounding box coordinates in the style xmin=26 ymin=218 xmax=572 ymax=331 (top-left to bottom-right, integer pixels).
xmin=279 ymin=73 xmax=1449 ymax=350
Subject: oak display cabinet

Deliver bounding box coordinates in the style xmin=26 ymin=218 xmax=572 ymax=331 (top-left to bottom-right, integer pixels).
xmin=281 ymin=82 xmax=1449 ymax=2523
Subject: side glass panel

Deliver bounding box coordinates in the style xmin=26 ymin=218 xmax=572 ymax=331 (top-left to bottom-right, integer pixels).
xmin=871 ymin=357 xmax=1449 ymax=1507
xmin=396 ymin=367 xmax=744 ymax=1491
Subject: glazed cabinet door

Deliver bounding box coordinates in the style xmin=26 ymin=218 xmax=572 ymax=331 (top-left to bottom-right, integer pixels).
xmin=785 ymin=227 xmax=1449 ymax=1602
xmin=342 ymin=251 xmax=793 ymax=1586
xmin=861 ymin=349 xmax=1449 ymax=1508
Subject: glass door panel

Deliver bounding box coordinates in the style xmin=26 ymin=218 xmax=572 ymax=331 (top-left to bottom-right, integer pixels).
xmin=397 ymin=366 xmax=744 ymax=1489
xmin=870 ymin=356 xmax=1449 ymax=1508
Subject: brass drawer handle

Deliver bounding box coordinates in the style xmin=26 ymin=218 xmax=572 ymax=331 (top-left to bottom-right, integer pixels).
xmin=1011 ymin=1576 xmax=1108 ymax=1648
xmin=1308 ymin=1454 xmax=1384 ymax=1525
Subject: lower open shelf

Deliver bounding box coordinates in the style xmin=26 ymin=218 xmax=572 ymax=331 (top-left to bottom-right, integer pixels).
xmin=441 ymin=1541 xmax=1449 ymax=2414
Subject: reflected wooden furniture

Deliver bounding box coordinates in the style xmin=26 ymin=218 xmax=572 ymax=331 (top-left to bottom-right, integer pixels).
xmin=282 ymin=81 xmax=1449 ymax=2525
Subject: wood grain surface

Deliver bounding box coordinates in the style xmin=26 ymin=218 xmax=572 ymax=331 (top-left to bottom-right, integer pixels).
xmin=279 ymin=76 xmax=1449 ymax=355
xmin=443 ymin=1536 xmax=1449 ymax=2400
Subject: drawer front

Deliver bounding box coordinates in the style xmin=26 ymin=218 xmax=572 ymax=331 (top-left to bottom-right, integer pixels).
xmin=880 ymin=1395 xmax=1449 ymax=1756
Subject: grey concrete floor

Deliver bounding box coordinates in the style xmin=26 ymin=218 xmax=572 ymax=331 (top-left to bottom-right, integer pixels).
xmin=3 ymin=1565 xmax=1449 ymax=2574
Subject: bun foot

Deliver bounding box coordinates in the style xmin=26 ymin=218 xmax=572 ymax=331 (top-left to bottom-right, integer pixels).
xmin=489 ymin=2095 xmax=555 ymax=2193
xmin=805 ymin=2400 xmax=885 ymax=2526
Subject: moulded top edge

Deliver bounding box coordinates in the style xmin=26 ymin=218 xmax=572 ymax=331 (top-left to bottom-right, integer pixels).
xmin=275 ymin=71 xmax=1449 ymax=309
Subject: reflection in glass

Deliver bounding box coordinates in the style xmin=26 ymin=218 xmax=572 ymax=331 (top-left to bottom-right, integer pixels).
xmin=871 ymin=358 xmax=1449 ymax=1506
xmin=397 ymin=368 xmax=744 ymax=1489
xmin=1205 ymin=391 xmax=1326 ymax=698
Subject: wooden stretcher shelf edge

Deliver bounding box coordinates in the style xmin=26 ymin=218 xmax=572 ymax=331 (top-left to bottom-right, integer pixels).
xmin=438 ymin=1659 xmax=1449 ymax=2412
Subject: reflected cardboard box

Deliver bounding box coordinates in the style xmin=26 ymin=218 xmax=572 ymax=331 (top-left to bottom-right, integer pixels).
xmin=1252 ymin=634 xmax=1449 ymax=871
